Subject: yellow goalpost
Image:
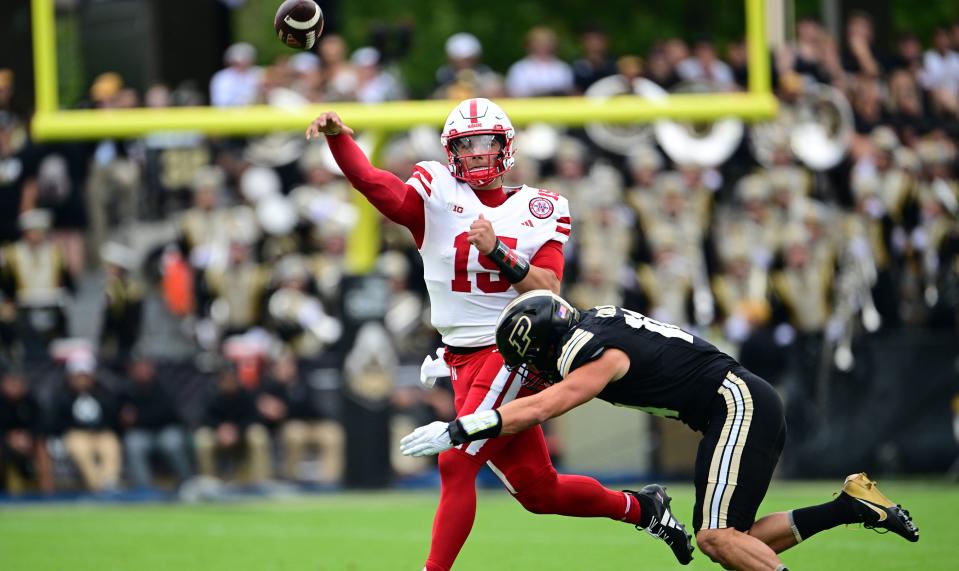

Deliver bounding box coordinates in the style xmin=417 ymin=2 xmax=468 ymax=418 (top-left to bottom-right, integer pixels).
xmin=28 ymin=0 xmax=776 ymax=271
xmin=29 ymin=0 xmax=775 ymax=138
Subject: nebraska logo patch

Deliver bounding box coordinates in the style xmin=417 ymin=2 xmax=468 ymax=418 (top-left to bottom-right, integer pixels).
xmin=529 ymin=197 xmax=554 ymax=219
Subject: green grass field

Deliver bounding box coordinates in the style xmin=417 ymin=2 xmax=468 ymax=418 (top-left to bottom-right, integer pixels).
xmin=1 ymin=480 xmax=955 ymax=570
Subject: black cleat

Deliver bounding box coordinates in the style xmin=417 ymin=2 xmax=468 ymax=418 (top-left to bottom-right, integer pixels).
xmin=840 ymin=472 xmax=919 ymax=543
xmin=626 ymin=484 xmax=694 ymax=565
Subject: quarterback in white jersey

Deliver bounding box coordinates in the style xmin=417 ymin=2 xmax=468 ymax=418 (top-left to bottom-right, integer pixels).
xmin=307 ymin=99 xmax=651 ymax=571
xmin=405 ymin=158 xmax=570 ymax=346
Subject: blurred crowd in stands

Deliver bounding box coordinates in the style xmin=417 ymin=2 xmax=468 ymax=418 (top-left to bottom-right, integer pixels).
xmin=1 ymin=12 xmax=958 ymax=495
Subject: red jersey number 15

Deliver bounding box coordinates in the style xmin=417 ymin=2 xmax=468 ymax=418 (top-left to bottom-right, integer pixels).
xmin=451 ymin=232 xmax=518 ymax=294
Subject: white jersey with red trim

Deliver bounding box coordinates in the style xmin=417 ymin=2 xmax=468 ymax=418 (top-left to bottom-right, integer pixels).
xmin=405 ymin=160 xmax=571 ymax=347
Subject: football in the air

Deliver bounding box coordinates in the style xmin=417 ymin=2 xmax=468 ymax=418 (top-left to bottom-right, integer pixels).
xmin=274 ymin=0 xmax=324 ymax=50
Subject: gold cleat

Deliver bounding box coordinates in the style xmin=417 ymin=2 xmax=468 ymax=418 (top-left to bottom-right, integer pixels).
xmin=840 ymin=473 xmax=919 ymax=542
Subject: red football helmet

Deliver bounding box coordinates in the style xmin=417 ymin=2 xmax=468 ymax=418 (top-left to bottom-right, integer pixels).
xmin=441 ymin=98 xmax=515 ymax=186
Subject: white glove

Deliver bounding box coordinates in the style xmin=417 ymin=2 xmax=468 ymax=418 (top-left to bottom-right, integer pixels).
xmin=400 ymin=421 xmax=453 ymax=457
xmin=419 ymin=348 xmax=449 ymax=388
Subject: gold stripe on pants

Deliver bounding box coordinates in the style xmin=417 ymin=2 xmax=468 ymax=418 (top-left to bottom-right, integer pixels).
xmin=701 ymin=372 xmax=754 ymax=529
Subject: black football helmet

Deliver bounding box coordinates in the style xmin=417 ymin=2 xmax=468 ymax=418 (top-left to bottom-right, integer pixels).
xmin=495 ymin=290 xmax=580 ymax=388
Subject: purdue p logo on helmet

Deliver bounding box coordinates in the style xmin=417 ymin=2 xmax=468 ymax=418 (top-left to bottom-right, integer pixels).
xmin=495 ymin=290 xmax=580 ymax=384
xmin=508 ymin=315 xmax=534 ymax=357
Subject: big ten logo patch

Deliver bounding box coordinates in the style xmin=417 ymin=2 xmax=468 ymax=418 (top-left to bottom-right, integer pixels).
xmin=529 ymin=197 xmax=554 ymax=219
xmin=447 ymin=202 xmax=465 ymax=214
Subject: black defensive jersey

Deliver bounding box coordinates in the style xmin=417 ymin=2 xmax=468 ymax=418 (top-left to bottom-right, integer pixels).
xmin=556 ymin=305 xmax=738 ymax=432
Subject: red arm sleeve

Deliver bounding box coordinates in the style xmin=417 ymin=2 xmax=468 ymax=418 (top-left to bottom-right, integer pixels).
xmin=326 ymin=134 xmax=425 ymax=247
xmin=530 ymin=240 xmax=565 ymax=281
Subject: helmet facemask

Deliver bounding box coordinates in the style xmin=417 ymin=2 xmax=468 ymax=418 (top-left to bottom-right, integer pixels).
xmin=441 ymin=98 xmax=516 ymax=186
xmin=447 ymin=133 xmax=509 ymax=186
xmin=509 ymin=364 xmax=555 ymax=393
xmin=496 ymin=292 xmax=580 ymax=392
xmin=505 ymin=340 xmax=565 ymax=392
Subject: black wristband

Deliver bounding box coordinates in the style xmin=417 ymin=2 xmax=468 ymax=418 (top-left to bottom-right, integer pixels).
xmin=447 ymin=410 xmax=503 ymax=445
xmin=486 ymin=239 xmax=530 ymax=283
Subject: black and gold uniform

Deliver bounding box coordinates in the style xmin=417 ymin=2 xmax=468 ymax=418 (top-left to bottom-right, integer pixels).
xmin=557 ymin=305 xmax=786 ymax=532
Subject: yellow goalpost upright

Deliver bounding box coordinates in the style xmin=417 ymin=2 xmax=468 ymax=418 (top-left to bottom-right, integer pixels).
xmin=30 ymin=0 xmax=775 ymax=138
xmin=28 ymin=0 xmax=776 ymax=271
